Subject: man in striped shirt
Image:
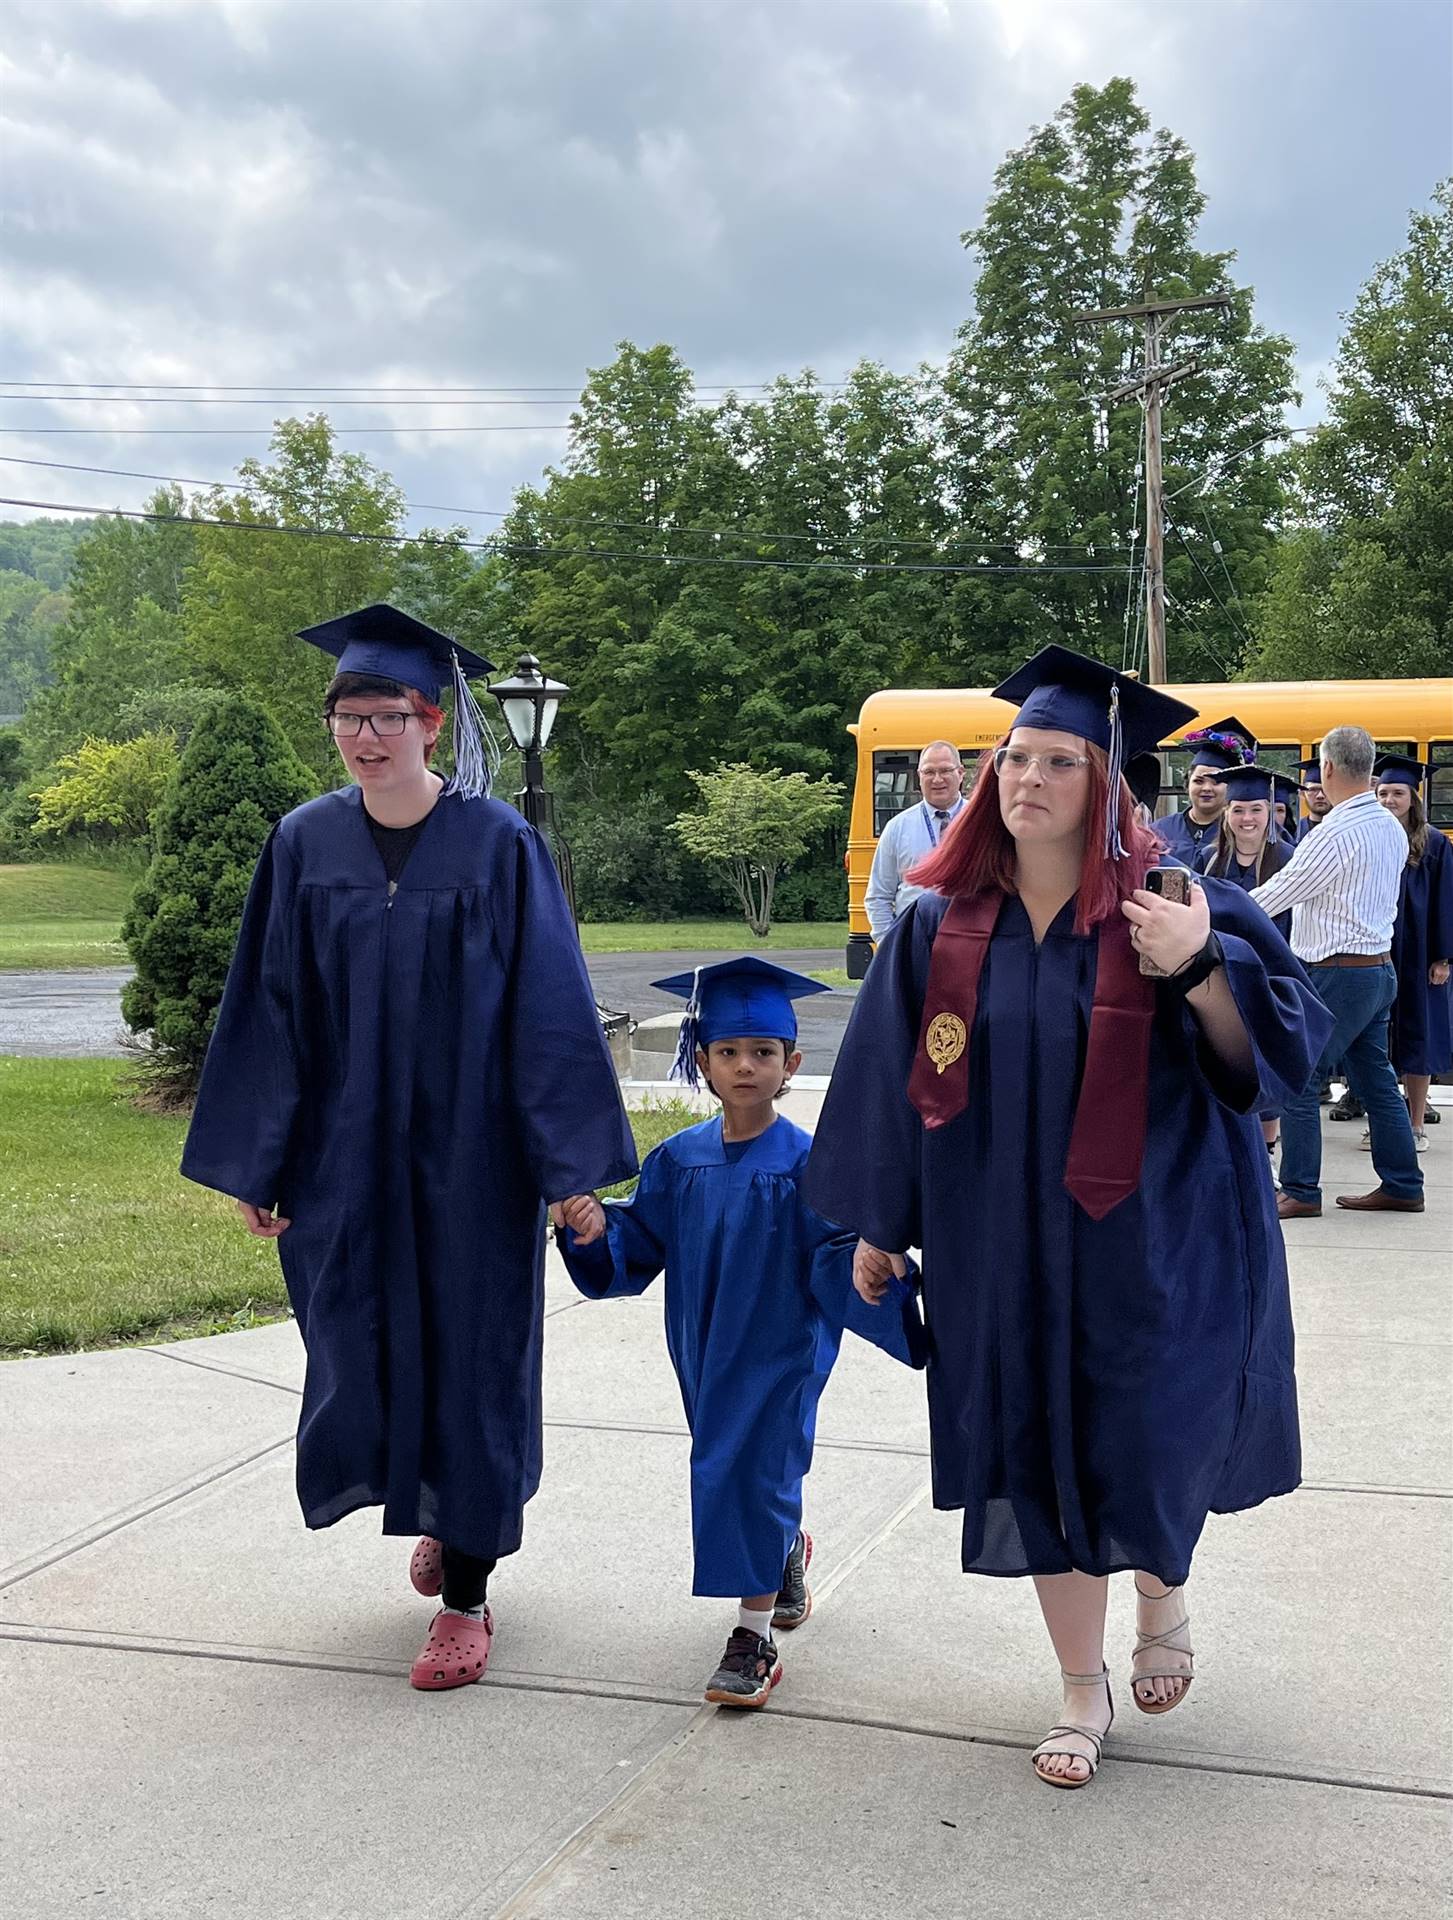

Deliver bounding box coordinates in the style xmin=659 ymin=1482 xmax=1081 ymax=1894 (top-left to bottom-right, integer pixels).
xmin=1252 ymin=724 xmax=1424 ymax=1218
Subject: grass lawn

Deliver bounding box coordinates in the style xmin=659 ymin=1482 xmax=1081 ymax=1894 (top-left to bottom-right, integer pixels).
xmin=0 ymin=1057 xmax=696 ymax=1356
xmin=0 ymin=864 xmax=134 ymax=970
xmin=0 ymin=863 xmax=847 ymax=968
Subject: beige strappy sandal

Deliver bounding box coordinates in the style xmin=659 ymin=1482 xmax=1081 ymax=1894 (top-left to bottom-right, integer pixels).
xmin=1131 ymin=1578 xmax=1195 ymax=1715
xmin=1031 ymin=1667 xmax=1114 ymax=1790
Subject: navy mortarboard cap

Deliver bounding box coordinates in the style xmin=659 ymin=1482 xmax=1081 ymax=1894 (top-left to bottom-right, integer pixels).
xmin=1271 ymin=772 xmax=1302 ymax=806
xmin=1183 ymin=715 xmax=1255 ymax=773
xmin=1219 ymin=762 xmax=1278 ymax=803
xmin=653 ymin=956 xmax=831 ymax=1091
xmin=1298 ymin=755 xmax=1324 ymax=781
xmin=1373 ymin=753 xmax=1427 ymax=789
xmin=298 ymin=603 xmax=498 ymax=800
xmin=991 ymin=645 xmax=1197 ymax=857
xmin=1124 ymin=751 xmax=1163 ymax=814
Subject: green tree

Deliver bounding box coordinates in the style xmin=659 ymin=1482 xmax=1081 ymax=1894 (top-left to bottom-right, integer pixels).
xmin=31 ymin=732 xmax=178 ymax=842
xmin=1246 ymin=182 xmax=1453 ymax=679
xmin=0 ymin=569 xmax=68 ymax=713
xmin=185 ymin=416 xmax=404 ymax=777
xmin=673 ymin=763 xmax=844 ymax=936
xmin=121 ymin=698 xmax=316 ymax=1105
xmin=942 ymin=78 xmax=1296 ymax=683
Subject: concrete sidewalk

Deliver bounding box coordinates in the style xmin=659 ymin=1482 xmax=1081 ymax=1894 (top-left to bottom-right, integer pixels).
xmin=3 ymin=1115 xmax=1449 ymax=1918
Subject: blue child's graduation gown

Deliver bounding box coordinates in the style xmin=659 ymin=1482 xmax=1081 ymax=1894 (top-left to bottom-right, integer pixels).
xmin=181 ymin=785 xmax=637 ymax=1560
xmin=1390 ymin=828 xmax=1453 ymax=1075
xmin=803 ymin=882 xmax=1331 ymax=1589
xmin=561 ymin=1113 xmax=922 ymax=1597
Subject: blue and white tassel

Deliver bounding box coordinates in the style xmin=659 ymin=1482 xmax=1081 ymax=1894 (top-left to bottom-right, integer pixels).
xmin=1104 ymin=681 xmax=1127 ymax=860
xmin=669 ymin=967 xmax=703 ymax=1090
xmin=444 ymin=649 xmax=502 ymax=801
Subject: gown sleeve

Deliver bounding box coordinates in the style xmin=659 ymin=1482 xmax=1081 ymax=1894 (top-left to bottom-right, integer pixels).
xmin=503 ymin=824 xmax=638 ymax=1202
xmin=1184 ymin=878 xmax=1334 ymax=1115
xmin=179 ymin=825 xmax=303 ymax=1210
xmin=805 ymin=1206 xmax=928 ymax=1369
xmin=558 ymin=1145 xmax=672 ymax=1299
xmin=802 ymin=903 xmax=928 ymax=1255
xmin=1429 ymin=834 xmax=1453 ymax=962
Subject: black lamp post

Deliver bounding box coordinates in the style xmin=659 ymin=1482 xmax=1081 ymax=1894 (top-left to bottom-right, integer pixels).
xmin=488 ymin=651 xmax=577 ymax=923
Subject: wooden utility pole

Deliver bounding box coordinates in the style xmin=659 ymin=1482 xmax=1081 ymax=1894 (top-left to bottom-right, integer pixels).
xmin=1072 ymin=294 xmax=1231 ymax=684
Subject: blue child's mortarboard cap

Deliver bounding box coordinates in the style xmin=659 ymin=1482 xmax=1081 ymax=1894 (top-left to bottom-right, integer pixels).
xmin=991 ymin=645 xmax=1197 ymax=858
xmin=652 ymin=956 xmax=831 ymax=1090
xmin=1183 ymin=715 xmax=1255 ymax=772
xmin=1373 ymin=753 xmax=1427 ymax=789
xmin=298 ymin=602 xmax=498 ymax=800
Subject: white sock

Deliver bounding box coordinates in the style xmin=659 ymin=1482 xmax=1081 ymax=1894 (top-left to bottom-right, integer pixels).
xmin=737 ymin=1605 xmax=774 ymax=1641
xmin=441 ymin=1603 xmax=488 ymax=1622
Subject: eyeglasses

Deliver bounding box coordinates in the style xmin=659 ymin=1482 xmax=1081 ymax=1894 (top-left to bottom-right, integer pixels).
xmin=993 ymin=747 xmax=1090 ymax=782
xmin=325 ymin=710 xmax=415 ymax=739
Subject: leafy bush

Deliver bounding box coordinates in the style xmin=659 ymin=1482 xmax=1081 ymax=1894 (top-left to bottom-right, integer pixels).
xmin=674 ymin=763 xmax=844 ymax=936
xmin=32 ymin=732 xmax=178 ymax=842
xmin=120 ymin=698 xmax=316 ymax=1105
xmin=568 ymin=793 xmax=730 ymax=921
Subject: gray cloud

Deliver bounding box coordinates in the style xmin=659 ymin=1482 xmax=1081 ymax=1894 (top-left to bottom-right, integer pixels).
xmin=1 ymin=0 xmax=1448 ymax=526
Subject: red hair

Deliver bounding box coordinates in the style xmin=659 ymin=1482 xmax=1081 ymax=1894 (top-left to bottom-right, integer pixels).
xmin=908 ymin=734 xmax=1158 ymax=934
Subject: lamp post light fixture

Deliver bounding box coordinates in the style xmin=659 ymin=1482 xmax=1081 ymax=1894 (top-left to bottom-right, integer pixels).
xmin=488 ymin=651 xmax=577 ymax=924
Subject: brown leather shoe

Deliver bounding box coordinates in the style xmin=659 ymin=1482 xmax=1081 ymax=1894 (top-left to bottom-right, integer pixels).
xmin=1276 ymin=1193 xmax=1322 ymax=1220
xmin=1335 ymin=1189 xmax=1425 ymax=1213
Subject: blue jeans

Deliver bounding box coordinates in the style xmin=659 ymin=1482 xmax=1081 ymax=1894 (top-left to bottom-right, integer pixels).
xmin=1279 ymin=962 xmax=1423 ymax=1204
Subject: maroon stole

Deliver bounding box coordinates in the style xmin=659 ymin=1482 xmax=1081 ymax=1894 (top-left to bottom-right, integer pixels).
xmin=905 ymin=891 xmax=1154 ymax=1221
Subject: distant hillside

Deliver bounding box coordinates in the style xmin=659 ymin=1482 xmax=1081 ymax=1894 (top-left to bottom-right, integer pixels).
xmin=0 ymin=518 xmax=92 ymax=590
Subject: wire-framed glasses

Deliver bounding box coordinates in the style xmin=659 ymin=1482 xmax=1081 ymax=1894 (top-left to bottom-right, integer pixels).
xmin=325 ymin=710 xmax=414 ymax=739
xmin=993 ymin=746 xmax=1090 ymax=781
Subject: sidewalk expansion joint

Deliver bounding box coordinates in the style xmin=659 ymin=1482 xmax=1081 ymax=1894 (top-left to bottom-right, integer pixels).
xmin=142 ymin=1344 xmax=302 ymax=1397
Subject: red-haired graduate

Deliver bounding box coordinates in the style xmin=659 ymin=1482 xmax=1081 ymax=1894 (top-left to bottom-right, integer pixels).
xmin=805 ymin=645 xmax=1331 ymax=1789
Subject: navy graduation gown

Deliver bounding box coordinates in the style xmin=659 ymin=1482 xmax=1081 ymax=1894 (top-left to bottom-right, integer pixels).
xmin=1155 ymin=807 xmax=1221 ymax=866
xmin=803 ymin=884 xmax=1331 ymax=1588
xmin=561 ymin=1114 xmax=921 ymax=1597
xmin=1390 ymin=830 xmax=1453 ymax=1075
xmin=181 ymin=785 xmax=637 ymax=1559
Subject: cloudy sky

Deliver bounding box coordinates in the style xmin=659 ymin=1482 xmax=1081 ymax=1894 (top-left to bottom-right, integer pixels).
xmin=2 ymin=0 xmax=1448 ymax=535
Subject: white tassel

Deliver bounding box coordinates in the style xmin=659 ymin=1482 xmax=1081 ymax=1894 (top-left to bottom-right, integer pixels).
xmin=669 ymin=967 xmax=703 ymax=1090
xmin=1105 ymin=682 xmax=1127 ymax=860
xmin=443 ymin=649 xmax=501 ymax=801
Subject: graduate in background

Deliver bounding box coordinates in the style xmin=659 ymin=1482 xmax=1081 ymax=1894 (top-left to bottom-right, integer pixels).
xmin=1196 ymin=764 xmax=1294 ymax=1153
xmin=1272 ymin=772 xmax=1303 ymax=846
xmin=805 ymin=647 xmax=1330 ymax=1790
xmin=1374 ymin=755 xmax=1453 ymax=1151
xmin=182 ymin=604 xmax=636 ymax=1691
xmin=558 ymin=957 xmax=923 ymax=1711
xmin=1295 ymin=756 xmax=1334 ymax=842
xmin=1153 ymin=715 xmax=1255 ymax=866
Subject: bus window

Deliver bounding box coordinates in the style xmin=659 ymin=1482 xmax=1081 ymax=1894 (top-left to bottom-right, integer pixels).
xmin=872 ymin=752 xmax=918 ymax=835
xmin=1430 ymin=750 xmax=1453 ymax=829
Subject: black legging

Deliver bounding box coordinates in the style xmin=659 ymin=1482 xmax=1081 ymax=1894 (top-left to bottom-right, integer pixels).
xmin=441 ymin=1548 xmax=496 ymax=1612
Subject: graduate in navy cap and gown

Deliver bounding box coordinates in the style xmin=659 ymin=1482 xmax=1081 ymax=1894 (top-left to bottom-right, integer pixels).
xmin=1295 ymin=756 xmax=1333 ymax=842
xmin=558 ymin=957 xmax=923 ymax=1711
xmin=804 ymin=647 xmax=1330 ymax=1790
xmin=1271 ymin=772 xmax=1303 ymax=846
xmin=1154 ymin=716 xmax=1255 ymax=866
xmin=181 ymin=603 xmax=636 ymax=1691
xmin=1375 ymin=755 xmax=1453 ymax=1149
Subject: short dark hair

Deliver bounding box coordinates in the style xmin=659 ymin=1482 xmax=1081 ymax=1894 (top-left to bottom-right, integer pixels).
xmin=323 ymin=670 xmax=413 ymax=715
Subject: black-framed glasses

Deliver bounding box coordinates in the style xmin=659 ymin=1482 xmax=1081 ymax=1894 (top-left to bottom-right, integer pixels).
xmin=325 ymin=710 xmax=415 ymax=739
xmin=992 ymin=746 xmax=1090 ymax=781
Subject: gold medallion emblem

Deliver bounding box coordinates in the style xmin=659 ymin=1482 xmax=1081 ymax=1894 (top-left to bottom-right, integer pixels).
xmin=925 ymin=1012 xmax=967 ymax=1076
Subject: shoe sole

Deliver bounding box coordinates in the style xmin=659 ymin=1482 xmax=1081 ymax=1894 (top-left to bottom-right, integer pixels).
xmin=705 ymin=1663 xmax=783 ymax=1709
xmin=1132 ymin=1678 xmax=1193 ymax=1717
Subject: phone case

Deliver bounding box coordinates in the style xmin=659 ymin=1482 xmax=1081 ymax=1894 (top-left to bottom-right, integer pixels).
xmin=1139 ymin=867 xmax=1192 ymax=976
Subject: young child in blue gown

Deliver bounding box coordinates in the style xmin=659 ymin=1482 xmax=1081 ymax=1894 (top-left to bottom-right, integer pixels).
xmin=556 ymin=956 xmax=922 ymax=1710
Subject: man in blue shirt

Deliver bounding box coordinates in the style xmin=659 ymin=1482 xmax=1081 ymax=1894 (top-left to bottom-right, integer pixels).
xmin=864 ymin=741 xmax=966 ymax=942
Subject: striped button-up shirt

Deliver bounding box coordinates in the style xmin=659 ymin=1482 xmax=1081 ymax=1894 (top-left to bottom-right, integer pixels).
xmin=1250 ymin=790 xmax=1407 ymax=962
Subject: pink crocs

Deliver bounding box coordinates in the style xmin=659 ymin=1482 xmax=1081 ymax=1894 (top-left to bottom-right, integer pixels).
xmin=410 ymin=1607 xmax=494 ymax=1691
xmin=409 ymin=1536 xmax=444 ymax=1597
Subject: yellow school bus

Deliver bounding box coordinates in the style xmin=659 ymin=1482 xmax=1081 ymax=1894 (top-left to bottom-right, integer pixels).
xmin=844 ymin=677 xmax=1453 ymax=976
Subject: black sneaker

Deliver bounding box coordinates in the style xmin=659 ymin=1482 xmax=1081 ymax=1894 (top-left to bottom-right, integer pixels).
xmin=772 ymin=1529 xmax=814 ymax=1631
xmin=1328 ymin=1090 xmax=1364 ymax=1121
xmin=703 ymin=1629 xmax=782 ymax=1709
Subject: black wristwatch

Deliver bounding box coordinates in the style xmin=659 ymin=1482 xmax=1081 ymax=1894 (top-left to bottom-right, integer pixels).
xmin=1162 ymin=932 xmax=1224 ymax=997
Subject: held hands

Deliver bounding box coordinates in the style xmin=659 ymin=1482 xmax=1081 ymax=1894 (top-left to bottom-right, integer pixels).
xmin=853 ymin=1239 xmax=907 ymax=1305
xmin=1122 ymin=880 xmax=1211 ymax=979
xmin=237 ymin=1201 xmax=290 ymax=1238
xmin=1431 ymin=961 xmax=1450 ymax=988
xmin=550 ymin=1194 xmax=606 ymax=1245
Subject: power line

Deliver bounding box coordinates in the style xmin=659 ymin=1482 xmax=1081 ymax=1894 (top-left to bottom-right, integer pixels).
xmin=0 ymin=424 xmax=575 ymax=436
xmin=0 ymin=394 xmax=700 ymax=408
xmin=0 ymin=377 xmax=855 ymax=396
xmin=1168 ymin=519 xmax=1257 ymax=653
xmin=0 ymin=455 xmax=1132 ymax=558
xmin=0 ymin=493 xmax=1134 ymax=577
